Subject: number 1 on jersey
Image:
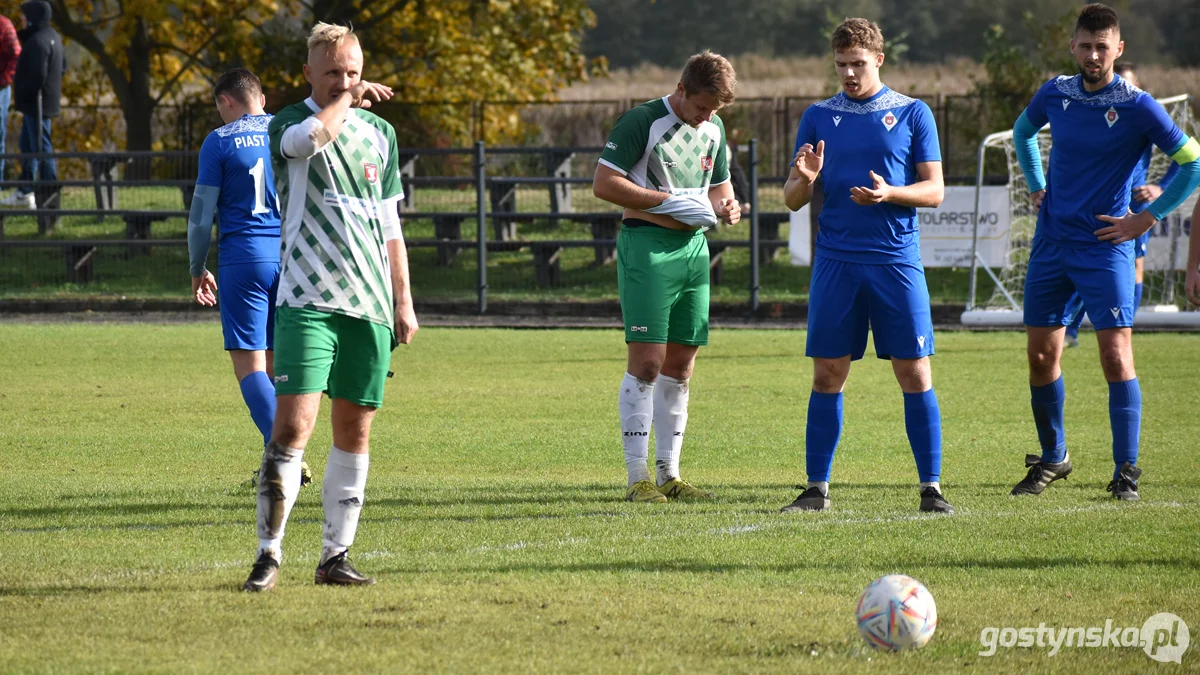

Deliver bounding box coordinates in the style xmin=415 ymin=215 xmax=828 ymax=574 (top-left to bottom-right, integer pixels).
xmin=248 ymin=157 xmax=270 ymax=215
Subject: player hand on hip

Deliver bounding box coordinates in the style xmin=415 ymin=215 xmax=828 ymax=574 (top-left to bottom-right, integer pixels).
xmin=191 ymin=271 xmax=217 ymax=307
xmin=1094 ymin=209 xmax=1155 ymax=245
xmin=1030 ymin=189 xmax=1045 ymax=212
xmin=394 ymin=299 xmax=419 ymax=345
xmin=792 ymin=141 xmax=824 ymax=183
xmin=1132 ymin=183 xmax=1163 ymax=204
xmin=1187 ymin=267 xmax=1200 ymax=306
xmin=348 ymin=81 xmax=394 ymax=109
xmin=716 ymin=198 xmax=741 ymax=225
xmin=850 ymin=170 xmax=892 ymax=206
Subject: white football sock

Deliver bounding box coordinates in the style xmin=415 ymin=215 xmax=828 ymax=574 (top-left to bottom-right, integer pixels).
xmin=653 ymin=374 xmax=690 ymax=485
xmin=921 ymin=481 xmax=941 ymax=492
xmin=256 ymin=442 xmax=305 ymax=561
xmin=807 ymin=481 xmax=829 ymax=496
xmin=321 ymin=446 xmax=370 ymax=565
xmin=619 ymin=372 xmax=654 ymax=486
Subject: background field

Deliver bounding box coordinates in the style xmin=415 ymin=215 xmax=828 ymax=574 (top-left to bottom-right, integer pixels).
xmin=1 ymin=324 xmax=1197 ymax=673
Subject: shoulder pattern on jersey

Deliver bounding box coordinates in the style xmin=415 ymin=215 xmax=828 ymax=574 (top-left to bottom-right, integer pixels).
xmin=215 ymin=115 xmax=273 ymax=137
xmin=811 ymin=89 xmax=918 ymax=114
xmin=1053 ymin=75 xmax=1142 ymax=106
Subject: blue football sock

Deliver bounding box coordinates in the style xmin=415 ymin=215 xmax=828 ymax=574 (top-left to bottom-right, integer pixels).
xmin=1109 ymin=378 xmax=1141 ymax=478
xmin=903 ymin=388 xmax=942 ymax=484
xmin=1134 ymin=282 xmax=1144 ymax=312
xmin=239 ymin=370 xmax=277 ymax=446
xmin=1030 ymin=376 xmax=1067 ymax=464
xmin=805 ymin=391 xmax=843 ymax=483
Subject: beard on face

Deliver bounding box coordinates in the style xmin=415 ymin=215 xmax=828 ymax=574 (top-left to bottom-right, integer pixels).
xmin=1079 ymin=63 xmax=1106 ymax=85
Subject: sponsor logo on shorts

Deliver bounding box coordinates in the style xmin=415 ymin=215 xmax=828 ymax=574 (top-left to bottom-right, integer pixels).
xmin=1111 ymin=307 xmax=1121 ymax=318
xmin=274 ymin=374 xmax=289 ymax=383
xmin=917 ymin=335 xmax=926 ymax=349
xmin=701 ymin=156 xmax=714 ymax=171
xmin=630 ymin=326 xmax=649 ymax=332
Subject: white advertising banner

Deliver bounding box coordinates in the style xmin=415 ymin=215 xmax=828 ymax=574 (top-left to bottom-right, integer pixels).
xmin=916 ymin=186 xmax=1010 ymax=268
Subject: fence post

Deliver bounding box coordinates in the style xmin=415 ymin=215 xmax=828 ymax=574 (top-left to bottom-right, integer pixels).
xmin=749 ymin=138 xmax=760 ymax=314
xmin=475 ymin=140 xmax=488 ymax=314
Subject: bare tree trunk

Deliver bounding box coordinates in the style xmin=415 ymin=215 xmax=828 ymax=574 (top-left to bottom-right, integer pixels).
xmin=124 ymin=18 xmax=156 ymax=177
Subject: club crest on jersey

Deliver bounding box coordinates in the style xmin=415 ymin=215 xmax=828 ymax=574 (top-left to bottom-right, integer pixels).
xmin=364 ymin=163 xmax=378 ymax=183
xmin=1105 ymin=107 xmax=1119 ymax=127
xmin=701 ymin=156 xmax=714 ymax=171
xmin=881 ymin=111 xmax=898 ymax=131
xmin=833 ymin=115 xmax=842 ymax=127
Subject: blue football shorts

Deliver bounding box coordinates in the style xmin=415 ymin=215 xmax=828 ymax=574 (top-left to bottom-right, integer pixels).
xmin=1023 ymin=237 xmax=1135 ymax=330
xmin=806 ymin=255 xmax=935 ymax=361
xmin=218 ymin=261 xmax=280 ymax=351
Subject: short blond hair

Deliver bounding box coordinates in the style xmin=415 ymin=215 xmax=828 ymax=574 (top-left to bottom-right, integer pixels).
xmin=307 ymin=22 xmax=358 ymax=55
xmin=680 ymin=51 xmax=737 ymax=105
xmin=831 ymin=18 xmax=884 ymax=54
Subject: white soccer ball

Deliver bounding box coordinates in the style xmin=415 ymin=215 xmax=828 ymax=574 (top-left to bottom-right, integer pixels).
xmin=855 ymin=574 xmax=938 ymax=651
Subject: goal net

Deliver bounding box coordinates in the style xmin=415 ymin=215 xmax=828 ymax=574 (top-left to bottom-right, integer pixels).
xmin=963 ymin=94 xmax=1200 ymax=328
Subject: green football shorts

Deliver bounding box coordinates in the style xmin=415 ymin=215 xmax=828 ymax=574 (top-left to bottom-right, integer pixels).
xmin=272 ymin=306 xmax=394 ymax=408
xmin=617 ymin=223 xmax=710 ymax=346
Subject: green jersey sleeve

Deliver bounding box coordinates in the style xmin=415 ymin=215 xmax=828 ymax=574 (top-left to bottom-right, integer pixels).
xmin=269 ymin=103 xmax=310 ymax=161
xmin=710 ymin=116 xmax=730 ymax=186
xmin=381 ymin=122 xmax=404 ymax=202
xmin=599 ymin=107 xmax=651 ymax=174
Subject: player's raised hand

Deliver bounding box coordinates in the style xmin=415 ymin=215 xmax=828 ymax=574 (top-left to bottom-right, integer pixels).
xmin=394 ymin=299 xmax=419 ymax=345
xmin=1030 ymin=189 xmax=1045 ymax=212
xmin=716 ymin=197 xmax=741 ymax=225
xmin=1095 ymin=209 xmax=1155 ymax=245
xmin=850 ymin=170 xmax=892 ymax=206
xmin=348 ymin=81 xmax=394 ymax=109
xmin=1187 ymin=267 xmax=1200 ymax=306
xmin=192 ymin=271 xmax=217 ymax=307
xmin=792 ymin=141 xmax=824 ymax=183
xmin=1132 ymin=184 xmax=1163 ymax=204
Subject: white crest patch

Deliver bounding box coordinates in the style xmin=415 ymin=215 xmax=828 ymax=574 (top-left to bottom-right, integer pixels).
xmin=833 ymin=115 xmax=842 ymax=127
xmin=881 ymin=111 xmax=898 ymax=131
xmin=1105 ymin=107 xmax=1119 ymax=127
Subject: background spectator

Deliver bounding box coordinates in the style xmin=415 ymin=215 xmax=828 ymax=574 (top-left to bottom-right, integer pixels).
xmin=2 ymin=0 xmax=62 ymax=208
xmin=0 ymin=13 xmax=19 ymax=185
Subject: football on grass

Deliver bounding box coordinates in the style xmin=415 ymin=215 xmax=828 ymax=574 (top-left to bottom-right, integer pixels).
xmin=855 ymin=574 xmax=938 ymax=651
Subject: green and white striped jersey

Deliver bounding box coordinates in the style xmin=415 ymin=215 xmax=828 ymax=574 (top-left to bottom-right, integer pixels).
xmin=269 ymin=98 xmax=404 ymax=329
xmin=598 ymin=96 xmax=729 ymax=196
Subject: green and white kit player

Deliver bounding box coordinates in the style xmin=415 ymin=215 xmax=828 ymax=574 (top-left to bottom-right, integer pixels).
xmin=242 ymin=22 xmax=419 ymax=592
xmin=592 ymin=51 xmax=741 ymax=503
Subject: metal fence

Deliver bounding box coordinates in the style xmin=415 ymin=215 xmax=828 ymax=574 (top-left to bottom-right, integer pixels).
xmin=0 ymin=141 xmax=994 ymax=310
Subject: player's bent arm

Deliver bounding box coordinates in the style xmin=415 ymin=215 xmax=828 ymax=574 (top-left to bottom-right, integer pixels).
xmin=783 ymin=172 xmax=814 ymax=211
xmin=187 ymin=185 xmax=220 ymax=277
xmin=1147 ymin=137 xmax=1200 ymax=222
xmin=1012 ymin=110 xmax=1047 ymax=194
xmin=592 ymin=163 xmax=669 ymax=210
xmin=885 ymin=161 xmax=944 ymax=208
xmin=387 ymin=237 xmax=418 ymax=344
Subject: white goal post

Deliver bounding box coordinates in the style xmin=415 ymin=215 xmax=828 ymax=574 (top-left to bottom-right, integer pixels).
xmin=963 ymin=94 xmax=1200 ymax=328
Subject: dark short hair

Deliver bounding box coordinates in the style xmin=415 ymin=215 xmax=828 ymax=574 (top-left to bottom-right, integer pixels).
xmin=680 ymin=51 xmax=737 ymax=105
xmin=1076 ymin=3 xmax=1120 ymax=35
xmin=832 ymin=18 xmax=884 ymax=54
xmin=1115 ymin=61 xmax=1136 ymax=75
xmin=212 ymin=68 xmax=263 ymax=106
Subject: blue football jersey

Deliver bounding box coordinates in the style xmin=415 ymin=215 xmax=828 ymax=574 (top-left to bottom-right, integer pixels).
xmin=196 ymin=114 xmax=281 ymax=266
xmin=1025 ymin=74 xmax=1184 ymax=246
xmin=794 ymin=86 xmax=941 ymax=264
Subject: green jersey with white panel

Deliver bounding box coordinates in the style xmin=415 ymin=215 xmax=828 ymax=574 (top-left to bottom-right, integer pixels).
xmin=598 ymin=96 xmax=730 ymax=196
xmin=268 ymin=99 xmax=404 ymax=329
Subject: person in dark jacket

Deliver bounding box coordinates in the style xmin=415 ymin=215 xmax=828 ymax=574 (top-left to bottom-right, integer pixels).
xmin=0 ymin=14 xmax=20 ymax=184
xmin=1 ymin=0 xmax=62 ymax=208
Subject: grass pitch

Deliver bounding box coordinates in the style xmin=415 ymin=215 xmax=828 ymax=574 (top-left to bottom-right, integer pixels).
xmin=1 ymin=324 xmax=1197 ymax=673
